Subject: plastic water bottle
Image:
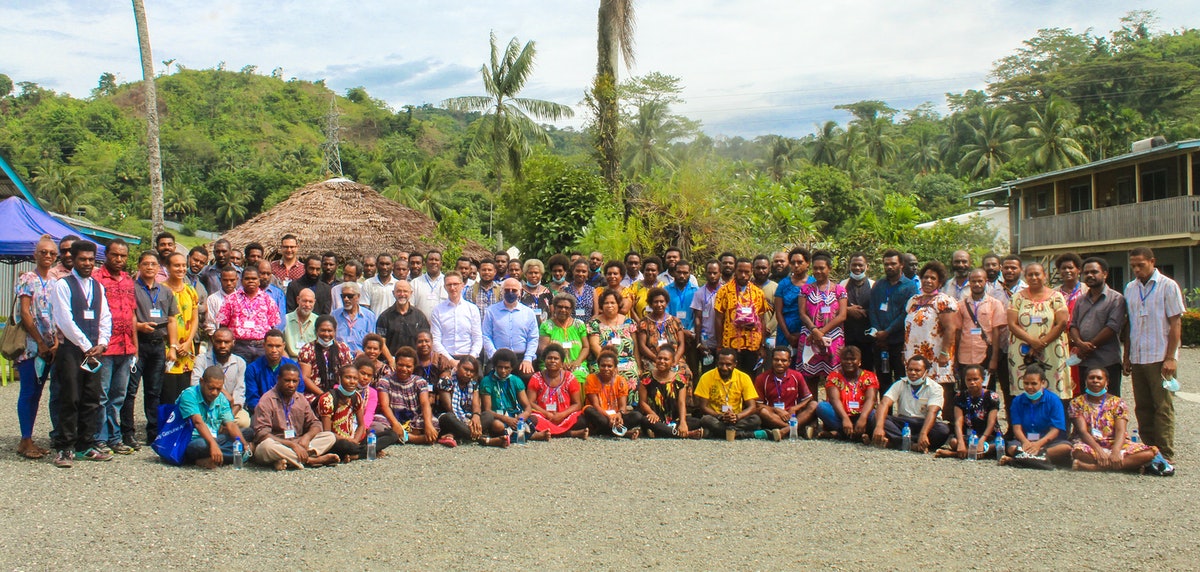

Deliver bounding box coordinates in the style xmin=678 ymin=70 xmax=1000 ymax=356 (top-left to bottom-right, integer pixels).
xmin=995 ymin=433 xmax=1004 ymax=461
xmin=1130 ymin=429 xmax=1140 ymax=444
xmin=788 ymin=415 xmax=799 ymax=442
xmin=879 ymin=351 xmax=891 ymax=374
xmin=900 ymin=422 xmax=911 ymax=452
xmin=515 ymin=417 xmax=528 ymax=445
xmin=366 ymin=429 xmax=377 ymax=461
xmin=967 ymin=430 xmax=978 ymax=461
xmin=233 ymin=437 xmax=244 ymax=470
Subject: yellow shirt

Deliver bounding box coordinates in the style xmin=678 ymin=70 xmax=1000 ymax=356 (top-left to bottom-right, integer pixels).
xmin=694 ymin=368 xmax=758 ymax=414
xmin=623 ymin=280 xmax=667 ymax=320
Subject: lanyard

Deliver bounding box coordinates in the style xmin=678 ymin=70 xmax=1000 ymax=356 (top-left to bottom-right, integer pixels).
xmin=1138 ymin=280 xmax=1157 ymax=304
xmin=772 ymin=374 xmax=786 ymax=403
xmin=74 ymin=274 xmax=94 ymax=306
xmin=138 ymin=278 xmax=159 ymax=305
xmin=703 ymin=285 xmax=718 ymax=307
xmin=282 ymin=397 xmax=295 ymax=429
xmin=543 ymin=371 xmax=565 ymax=405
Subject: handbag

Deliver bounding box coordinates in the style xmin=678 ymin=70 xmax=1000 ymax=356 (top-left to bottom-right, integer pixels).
xmin=152 ymin=403 xmax=194 ymax=465
xmin=1 ymin=299 xmax=29 ymax=361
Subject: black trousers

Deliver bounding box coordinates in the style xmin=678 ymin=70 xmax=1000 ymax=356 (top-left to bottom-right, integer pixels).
xmin=872 ymin=342 xmax=905 ymax=393
xmin=124 ymin=337 xmax=165 ymax=442
xmin=329 ymin=430 xmax=400 ymax=457
xmin=51 ymin=343 xmax=102 ymax=451
xmin=699 ymin=414 xmax=762 ymax=439
xmin=438 ymin=412 xmax=477 ymax=442
xmin=161 ymin=372 xmax=191 ymax=411
xmin=735 ymin=349 xmax=760 ymax=377
xmin=582 ymin=407 xmax=645 ymax=436
xmin=640 ymin=414 xmax=703 ymax=438
xmin=880 ymin=415 xmax=950 ymax=449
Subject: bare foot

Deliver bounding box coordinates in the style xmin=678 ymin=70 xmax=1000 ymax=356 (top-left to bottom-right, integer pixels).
xmin=376 ymin=449 xmax=388 ymax=458
xmin=566 ymin=428 xmax=589 ymax=440
xmin=628 ymin=428 xmax=641 ymax=440
xmin=306 ymin=453 xmax=339 ymax=467
xmin=274 ymin=459 xmax=288 ymax=471
xmin=531 ymin=430 xmax=551 ymax=442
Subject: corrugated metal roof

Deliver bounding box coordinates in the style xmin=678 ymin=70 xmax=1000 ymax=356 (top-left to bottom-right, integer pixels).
xmin=1007 ymin=139 xmax=1200 ymax=188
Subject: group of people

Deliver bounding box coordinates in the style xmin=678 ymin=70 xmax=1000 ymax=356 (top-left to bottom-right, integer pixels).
xmin=11 ymin=231 xmax=1182 ymax=475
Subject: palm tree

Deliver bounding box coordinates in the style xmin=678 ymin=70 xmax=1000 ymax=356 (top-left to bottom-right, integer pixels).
xmin=164 ymin=184 xmax=197 ymax=218
xmin=215 ymin=188 xmax=248 ymax=228
xmin=622 ymin=100 xmax=678 ymax=178
xmin=132 ymin=0 xmax=165 ymax=235
xmin=762 ymin=136 xmax=803 ymax=182
xmin=809 ymin=121 xmax=842 ymax=166
xmin=1020 ymin=97 xmax=1093 ymax=172
xmin=859 ymin=117 xmax=898 ymax=168
xmin=907 ymin=129 xmax=943 ymax=174
xmin=443 ymin=32 xmax=574 ymax=238
xmin=381 ymin=160 xmax=450 ymax=220
xmin=957 ymin=108 xmax=1021 ymax=180
xmin=594 ymin=0 xmax=636 ymax=200
xmin=32 ymin=162 xmax=97 ymax=217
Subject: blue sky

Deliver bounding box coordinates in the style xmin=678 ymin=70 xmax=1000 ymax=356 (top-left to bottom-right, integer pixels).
xmin=2 ymin=1 xmax=1195 ymax=137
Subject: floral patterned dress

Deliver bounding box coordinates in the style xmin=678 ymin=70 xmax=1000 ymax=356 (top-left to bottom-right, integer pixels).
xmin=527 ymin=371 xmax=583 ymax=435
xmin=1068 ymin=394 xmax=1155 ymax=457
xmin=317 ymin=389 xmax=364 ymax=439
xmin=587 ymin=315 xmax=640 ymax=382
xmin=796 ymin=282 xmax=847 ymax=376
xmin=1007 ymin=290 xmax=1070 ymax=397
xmin=640 ymin=370 xmax=692 ymax=423
xmin=167 ymin=283 xmax=199 ymax=375
xmin=13 ymin=271 xmax=56 ymax=363
xmin=903 ymin=291 xmax=958 ymax=386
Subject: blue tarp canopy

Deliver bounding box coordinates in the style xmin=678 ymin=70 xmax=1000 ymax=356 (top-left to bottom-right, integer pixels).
xmin=0 ymin=196 xmax=105 ymax=262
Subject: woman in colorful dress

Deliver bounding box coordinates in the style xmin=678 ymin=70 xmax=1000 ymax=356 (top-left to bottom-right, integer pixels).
xmin=582 ymin=351 xmax=644 ymax=439
xmin=588 ymin=289 xmax=640 ymax=409
xmin=319 ymin=363 xmax=398 ymax=461
xmin=13 ymin=235 xmax=58 ymax=459
xmin=773 ymin=246 xmax=810 ymax=349
xmin=414 ymin=330 xmax=454 ymax=386
xmin=161 ymin=252 xmax=199 ymax=406
xmin=635 ymin=288 xmax=688 ymax=376
xmin=526 ymin=343 xmax=588 ymax=438
xmin=1055 ymin=252 xmax=1085 ymax=397
xmin=796 ymin=252 xmax=846 ymax=397
xmin=352 ymin=355 xmax=384 ymax=432
xmin=519 ymin=258 xmax=552 ymax=323
xmin=539 ymin=293 xmax=591 ymax=383
xmin=903 ymin=260 xmax=959 ymax=419
xmin=638 ymin=345 xmax=703 ymax=439
xmin=360 ymin=333 xmax=393 ymax=383
xmin=1007 ymin=262 xmax=1071 ymax=399
xmin=816 ymin=345 xmax=878 ymax=441
xmin=298 ymin=315 xmax=353 ymax=405
xmin=376 ymin=346 xmax=443 ymax=445
xmin=1070 ymin=367 xmax=1170 ymax=474
xmin=563 ymin=259 xmax=597 ymax=319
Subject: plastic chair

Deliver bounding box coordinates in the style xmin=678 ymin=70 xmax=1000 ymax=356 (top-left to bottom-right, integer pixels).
xmin=0 ymin=321 xmax=12 ymax=386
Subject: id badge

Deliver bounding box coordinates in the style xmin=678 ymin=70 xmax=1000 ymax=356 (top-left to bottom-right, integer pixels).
xmin=83 ymin=310 xmax=95 ymax=320
xmin=819 ymin=305 xmax=832 ymax=314
xmin=1027 ymin=432 xmax=1040 ymax=441
xmin=150 ymin=308 xmax=163 ymax=318
xmin=676 ymin=311 xmax=687 ymax=320
xmin=575 ymin=308 xmax=587 ymax=318
xmin=848 ymin=400 xmax=860 ymax=410
xmin=1091 ymin=428 xmax=1104 ymax=440
xmin=546 ymin=401 xmax=558 ymax=412
xmin=533 ymin=308 xmax=543 ymax=317
xmin=969 ymin=327 xmax=982 ymax=335
xmin=657 ymin=338 xmax=669 ymax=347
xmin=244 ymin=320 xmax=257 ymax=330
xmin=1030 ymin=316 xmax=1043 ymax=325
xmin=605 ymin=409 xmax=616 ymax=416
xmin=721 ymin=404 xmax=732 ymax=413
xmin=879 ymin=302 xmax=888 ymax=312
xmin=773 ymin=402 xmax=785 ymax=410
xmin=562 ymin=341 xmax=574 ymax=349
xmin=283 ymin=428 xmax=296 ymax=439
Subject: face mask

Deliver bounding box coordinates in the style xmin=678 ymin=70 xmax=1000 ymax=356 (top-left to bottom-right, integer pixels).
xmin=503 ymin=290 xmax=520 ymax=304
xmin=1162 ymin=377 xmax=1180 ymax=393
xmin=1084 ymin=387 xmax=1107 ymax=397
xmin=525 ymin=281 xmax=540 ymax=289
xmin=551 ymin=276 xmax=566 ymax=284
xmin=1025 ymin=388 xmax=1043 ymax=401
xmin=317 ymin=337 xmax=334 ymax=347
xmin=337 ymin=385 xmax=357 ymax=397
xmin=908 ymin=377 xmax=925 ymax=387
xmin=849 ymin=271 xmax=866 ymax=281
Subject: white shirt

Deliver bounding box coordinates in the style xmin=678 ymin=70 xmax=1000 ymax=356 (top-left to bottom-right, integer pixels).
xmin=430 ymin=298 xmax=482 ymax=360
xmin=883 ymin=377 xmax=945 ymax=418
xmin=330 ymin=282 xmax=371 ymax=312
xmin=1125 ymin=270 xmax=1185 ymax=365
xmin=361 ymin=275 xmax=395 ymax=316
xmin=190 ymin=351 xmax=247 ymax=406
xmin=205 ymin=289 xmax=229 ymax=333
xmin=51 ymin=270 xmax=113 ymax=351
xmin=412 ymin=273 xmax=448 ymax=318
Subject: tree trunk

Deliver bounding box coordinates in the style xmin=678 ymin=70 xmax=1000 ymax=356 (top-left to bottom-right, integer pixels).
xmin=133 ymin=0 xmax=165 ymax=236
xmin=596 ymin=0 xmax=623 ymax=218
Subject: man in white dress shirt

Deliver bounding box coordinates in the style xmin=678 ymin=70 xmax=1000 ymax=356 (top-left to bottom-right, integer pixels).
xmin=430 ymin=272 xmax=482 ymax=368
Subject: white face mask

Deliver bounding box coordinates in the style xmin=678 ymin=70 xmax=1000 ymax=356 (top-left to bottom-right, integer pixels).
xmin=849 ymin=271 xmax=866 ymax=281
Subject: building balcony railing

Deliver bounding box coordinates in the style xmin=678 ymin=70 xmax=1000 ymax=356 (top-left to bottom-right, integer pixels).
xmin=1017 ymin=195 xmax=1200 ymax=251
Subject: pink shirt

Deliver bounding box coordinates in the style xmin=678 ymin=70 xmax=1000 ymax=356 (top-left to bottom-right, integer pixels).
xmin=217 ymin=289 xmax=280 ymax=341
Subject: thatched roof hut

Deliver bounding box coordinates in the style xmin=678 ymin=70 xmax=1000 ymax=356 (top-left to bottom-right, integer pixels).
xmin=220 ymin=178 xmax=489 ymax=262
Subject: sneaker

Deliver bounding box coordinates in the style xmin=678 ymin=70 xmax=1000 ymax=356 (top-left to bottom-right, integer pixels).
xmin=1146 ymin=453 xmax=1176 ymax=477
xmin=122 ymin=436 xmax=142 ymax=451
xmin=54 ymin=450 xmax=73 ymax=468
xmin=94 ymin=442 xmax=113 ymax=455
xmin=437 ymin=435 xmax=457 ymax=448
xmin=78 ymin=446 xmax=114 ymax=462
xmin=109 ymin=441 xmax=135 ymax=455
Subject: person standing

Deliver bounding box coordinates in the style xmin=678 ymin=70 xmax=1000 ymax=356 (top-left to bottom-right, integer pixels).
xmin=1007 ymin=263 xmax=1071 ymax=400
xmin=840 ymin=252 xmax=874 ymax=372
xmin=466 ymin=258 xmax=504 ymax=321
xmin=47 ymin=235 xmax=79 ymax=280
xmin=203 ymin=266 xmax=239 ymax=341
xmin=1122 ymin=247 xmax=1183 ymax=461
xmin=1055 ymin=252 xmax=1085 ymax=396
xmin=623 ymin=256 xmax=667 ymax=320
xmin=217 ymin=265 xmax=280 ymax=364
xmin=691 ymin=261 xmax=723 ymax=372
xmin=161 ymin=252 xmax=200 ymax=408
xmin=773 ymin=247 xmax=810 ymax=353
xmin=330 ymin=260 xmax=370 ymax=311
xmin=13 ymin=235 xmax=59 ymax=459
xmin=198 ymin=239 xmax=233 ymax=296
xmin=270 ymin=234 xmax=304 ymax=287
xmin=947 ymin=250 xmax=972 ymax=301
xmin=867 ymin=250 xmax=918 ymax=392
xmin=361 ymin=253 xmax=397 ymax=317
xmin=284 ymin=289 xmax=317 ymax=359
xmin=126 ymin=251 xmax=179 ymax=447
xmin=955 ymin=269 xmax=1004 ymax=387
xmin=751 ymin=255 xmax=778 ymax=347
xmin=258 ymin=260 xmax=288 ymax=331
xmin=92 ymin=239 xmax=138 ymax=455
xmin=563 ymin=259 xmax=598 ymax=320
xmin=376 ymin=280 xmax=429 ymax=356
xmin=285 ymin=255 xmax=332 ymax=316
xmin=1069 ymin=257 xmax=1126 ymax=396
xmin=664 ymin=260 xmax=698 ymax=373
xmin=482 ymin=278 xmax=540 ymax=380
xmin=49 ymin=241 xmax=113 ymax=467
xmin=713 ymin=258 xmax=769 ymax=376
xmin=412 ymin=250 xmax=448 ymax=318
xmin=332 ymin=281 xmax=377 ymax=354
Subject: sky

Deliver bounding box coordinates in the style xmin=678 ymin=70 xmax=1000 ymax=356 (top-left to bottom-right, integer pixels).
xmin=2 ymin=1 xmax=1196 ymax=138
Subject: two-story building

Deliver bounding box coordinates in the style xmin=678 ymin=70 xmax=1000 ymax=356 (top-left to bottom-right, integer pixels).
xmin=1004 ymin=138 xmax=1200 ymax=290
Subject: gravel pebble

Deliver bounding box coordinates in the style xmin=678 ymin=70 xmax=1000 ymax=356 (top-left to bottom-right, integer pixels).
xmin=1 ymin=350 xmax=1199 ymax=569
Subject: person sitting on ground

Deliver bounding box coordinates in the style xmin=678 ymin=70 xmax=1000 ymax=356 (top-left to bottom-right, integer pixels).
xmin=1069 ymin=367 xmax=1170 ymax=474
xmin=351 ymin=356 xmax=384 ymax=433
xmin=298 ymin=315 xmax=352 ymax=405
xmin=638 ymin=345 xmax=703 ymax=439
xmin=414 ymin=329 xmax=455 ymax=386
xmin=360 ymin=333 xmax=394 ymax=382
xmin=583 ymin=351 xmax=645 ymax=439
xmin=754 ymin=346 xmax=818 ymax=439
xmin=319 ymin=364 xmax=398 ymax=462
xmin=935 ymin=365 xmax=1001 ymax=459
xmin=250 ymin=364 xmax=338 ymax=470
xmin=244 ymin=329 xmax=303 ymax=413
xmin=437 ymin=357 xmax=509 ymax=448
xmin=178 ymin=366 xmax=251 ymax=469
xmin=871 ymin=356 xmax=949 ymax=452
xmin=376 ymin=347 xmax=441 ymax=446
xmin=816 ymin=346 xmax=878 ymax=441
xmin=695 ymin=348 xmax=777 ymax=441
xmin=526 ymin=343 xmax=589 ymax=439
xmin=479 ymin=349 xmax=541 ymax=440
xmin=190 ymin=327 xmax=250 ymax=431
xmin=1000 ymin=364 xmax=1073 ymax=467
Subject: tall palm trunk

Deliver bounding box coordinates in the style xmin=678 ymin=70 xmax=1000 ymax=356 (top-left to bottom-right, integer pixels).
xmin=133 ymin=0 xmax=164 ymax=235
xmin=595 ymin=0 xmax=634 ymax=219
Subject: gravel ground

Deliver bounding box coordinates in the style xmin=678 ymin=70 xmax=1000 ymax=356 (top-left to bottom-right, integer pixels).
xmin=1 ymin=350 xmax=1198 ymax=570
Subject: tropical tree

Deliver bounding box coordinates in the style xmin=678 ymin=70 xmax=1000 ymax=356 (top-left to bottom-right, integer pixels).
xmin=958 ymin=108 xmax=1021 ymax=179
xmin=809 ymin=121 xmax=842 ymax=166
xmin=622 ymin=100 xmax=680 ymax=178
xmin=442 ymin=32 xmax=574 ymax=237
xmin=381 ymin=159 xmax=451 ymax=220
xmin=164 ymin=184 xmax=197 ymax=218
xmin=132 ymin=0 xmax=165 ymax=235
xmin=761 ymin=136 xmax=803 ymax=182
xmin=593 ymin=0 xmax=636 ymax=199
xmin=32 ymin=162 xmax=97 ymax=217
xmin=907 ymin=127 xmax=943 ymax=174
xmin=215 ymin=188 xmax=248 ymax=228
xmin=1020 ymin=96 xmax=1093 ymax=172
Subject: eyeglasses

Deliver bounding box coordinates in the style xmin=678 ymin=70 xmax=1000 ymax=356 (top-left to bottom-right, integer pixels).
xmin=341 ymin=293 xmax=358 ymax=299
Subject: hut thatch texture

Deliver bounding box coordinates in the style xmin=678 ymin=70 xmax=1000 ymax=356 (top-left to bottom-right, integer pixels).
xmin=220 ymin=178 xmax=489 ymax=262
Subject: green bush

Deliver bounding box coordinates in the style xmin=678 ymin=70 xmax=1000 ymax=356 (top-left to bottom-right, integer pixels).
xmin=1183 ymin=310 xmax=1200 ymax=346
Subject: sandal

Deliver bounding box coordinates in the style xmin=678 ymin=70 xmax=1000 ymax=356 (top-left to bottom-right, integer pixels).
xmin=18 ymin=448 xmax=44 ymax=460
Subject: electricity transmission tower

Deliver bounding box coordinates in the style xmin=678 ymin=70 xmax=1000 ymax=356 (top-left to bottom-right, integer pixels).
xmin=322 ymin=95 xmax=343 ymax=178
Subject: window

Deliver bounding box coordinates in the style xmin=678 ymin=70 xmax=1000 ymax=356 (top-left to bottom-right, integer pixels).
xmin=1108 ymin=266 xmax=1124 ymax=289
xmin=1142 ymin=169 xmax=1168 ymax=201
xmin=1117 ymin=177 xmax=1135 ymax=205
xmin=1036 ymin=191 xmax=1049 ymax=212
xmin=1069 ymin=184 xmax=1092 ymax=212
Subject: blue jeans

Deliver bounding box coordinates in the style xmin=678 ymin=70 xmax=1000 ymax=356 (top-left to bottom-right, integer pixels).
xmin=96 ymin=354 xmax=134 ymax=445
xmin=16 ymin=357 xmax=51 ymax=439
xmin=183 ymin=434 xmax=246 ymax=465
xmin=816 ymin=401 xmax=874 ymax=437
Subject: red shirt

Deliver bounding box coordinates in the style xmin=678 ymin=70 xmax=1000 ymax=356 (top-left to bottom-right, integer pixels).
xmin=753 ymin=369 xmax=810 ymax=409
xmin=824 ymin=369 xmax=879 ymax=416
xmin=271 ymin=259 xmax=304 ymax=284
xmin=94 ymin=266 xmax=137 ymax=355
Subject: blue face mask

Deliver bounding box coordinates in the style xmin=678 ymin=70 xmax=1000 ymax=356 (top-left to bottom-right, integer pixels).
xmin=525 ymin=281 xmax=540 ymax=289
xmin=849 ymin=271 xmax=866 ymax=281
xmin=317 ymin=337 xmax=334 ymax=347
xmin=1085 ymin=387 xmax=1107 ymax=397
xmin=1025 ymin=389 xmax=1043 ymax=401
xmin=337 ymin=385 xmax=357 ymax=397
xmin=503 ymin=290 xmax=520 ymax=304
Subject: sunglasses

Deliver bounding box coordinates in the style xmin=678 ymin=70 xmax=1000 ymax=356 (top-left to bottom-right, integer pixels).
xmin=341 ymin=293 xmax=358 ymax=299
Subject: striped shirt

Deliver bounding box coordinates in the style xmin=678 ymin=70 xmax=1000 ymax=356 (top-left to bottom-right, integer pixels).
xmin=1124 ymin=270 xmax=1184 ymax=365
